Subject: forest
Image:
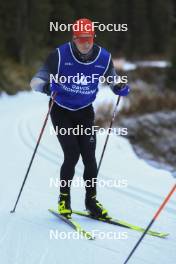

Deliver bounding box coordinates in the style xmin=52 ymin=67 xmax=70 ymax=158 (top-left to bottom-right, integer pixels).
xmin=0 ymin=0 xmax=175 ymax=94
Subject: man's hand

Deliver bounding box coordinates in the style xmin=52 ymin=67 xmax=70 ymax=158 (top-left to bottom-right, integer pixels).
xmin=43 ymin=83 xmax=51 ymax=96
xmin=113 ymin=84 xmax=131 ymax=96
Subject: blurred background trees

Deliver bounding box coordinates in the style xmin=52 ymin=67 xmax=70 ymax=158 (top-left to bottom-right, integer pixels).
xmin=0 ymin=0 xmax=175 ymax=94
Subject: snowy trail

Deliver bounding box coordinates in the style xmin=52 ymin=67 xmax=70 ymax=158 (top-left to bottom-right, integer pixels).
xmin=0 ymin=91 xmax=176 ymax=264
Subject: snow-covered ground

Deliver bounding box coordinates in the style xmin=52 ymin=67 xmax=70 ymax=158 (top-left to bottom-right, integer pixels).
xmin=0 ymin=91 xmax=176 ymax=264
xmin=113 ymin=59 xmax=171 ymax=71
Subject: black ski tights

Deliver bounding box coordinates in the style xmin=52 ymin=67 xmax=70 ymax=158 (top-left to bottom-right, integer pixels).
xmin=50 ymin=101 xmax=98 ymax=198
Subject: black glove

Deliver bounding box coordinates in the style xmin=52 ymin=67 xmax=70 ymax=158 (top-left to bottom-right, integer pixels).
xmin=43 ymin=83 xmax=51 ymax=96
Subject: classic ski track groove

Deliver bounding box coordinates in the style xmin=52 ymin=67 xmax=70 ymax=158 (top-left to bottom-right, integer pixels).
xmin=18 ymin=115 xmax=176 ymax=216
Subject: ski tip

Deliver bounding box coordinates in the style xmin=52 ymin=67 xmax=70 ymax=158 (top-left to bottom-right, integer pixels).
xmin=150 ymin=232 xmax=170 ymax=238
xmin=87 ymin=234 xmax=95 ymax=240
xmin=49 ymin=209 xmax=95 ymax=240
xmin=160 ymin=233 xmax=170 ymax=238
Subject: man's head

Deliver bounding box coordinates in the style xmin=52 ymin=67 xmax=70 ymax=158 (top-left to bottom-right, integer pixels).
xmin=72 ymin=18 xmax=95 ymax=54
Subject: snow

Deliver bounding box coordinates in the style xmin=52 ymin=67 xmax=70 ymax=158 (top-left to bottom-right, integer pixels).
xmin=113 ymin=59 xmax=170 ymax=71
xmin=0 ymin=91 xmax=176 ymax=264
xmin=113 ymin=59 xmax=137 ymax=71
xmin=93 ymin=84 xmax=124 ymax=112
xmin=135 ymin=61 xmax=171 ymax=68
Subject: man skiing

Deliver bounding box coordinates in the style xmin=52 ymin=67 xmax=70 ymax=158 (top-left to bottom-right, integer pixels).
xmin=30 ymin=18 xmax=130 ymax=219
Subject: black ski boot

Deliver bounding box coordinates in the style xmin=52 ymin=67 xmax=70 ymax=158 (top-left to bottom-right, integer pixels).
xmin=85 ymin=195 xmax=109 ymax=218
xmin=58 ymin=193 xmax=72 ymax=219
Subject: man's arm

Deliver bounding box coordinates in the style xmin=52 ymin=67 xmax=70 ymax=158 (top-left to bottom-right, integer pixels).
xmin=104 ymin=57 xmax=130 ymax=96
xmin=30 ymin=49 xmax=59 ymax=95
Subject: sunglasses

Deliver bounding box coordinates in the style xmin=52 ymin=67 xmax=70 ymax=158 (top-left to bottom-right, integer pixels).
xmin=73 ymin=36 xmax=95 ymax=43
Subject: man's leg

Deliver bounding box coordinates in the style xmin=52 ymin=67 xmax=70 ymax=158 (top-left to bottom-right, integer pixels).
xmin=50 ymin=103 xmax=80 ymax=216
xmin=79 ymin=128 xmax=97 ymax=198
xmin=78 ymin=107 xmax=109 ymax=218
xmin=76 ymin=106 xmax=97 ymax=198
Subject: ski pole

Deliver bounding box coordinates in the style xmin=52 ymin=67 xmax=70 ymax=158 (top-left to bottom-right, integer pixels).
xmin=123 ymin=183 xmax=176 ymax=264
xmin=10 ymin=92 xmax=57 ymax=213
xmin=97 ymin=95 xmax=121 ymax=174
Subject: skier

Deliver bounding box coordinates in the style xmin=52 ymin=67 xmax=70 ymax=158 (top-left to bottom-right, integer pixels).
xmin=30 ymin=18 xmax=130 ymax=219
